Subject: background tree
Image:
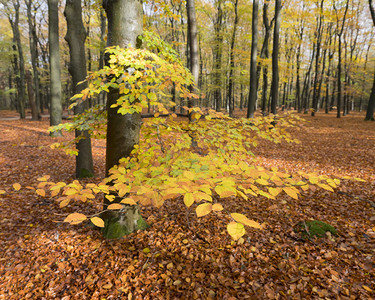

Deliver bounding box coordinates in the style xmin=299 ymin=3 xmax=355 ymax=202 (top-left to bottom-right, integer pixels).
xmin=64 ymin=0 xmax=94 ymax=178
xmin=365 ymin=0 xmax=375 ymax=120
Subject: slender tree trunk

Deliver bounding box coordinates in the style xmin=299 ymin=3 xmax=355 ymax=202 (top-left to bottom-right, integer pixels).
xmin=247 ymin=0 xmax=259 ymax=118
xmin=102 ymin=0 xmax=148 ymax=239
xmin=48 ymin=0 xmax=63 ymax=135
xmin=25 ymin=0 xmax=41 ymax=119
xmin=270 ymin=0 xmax=281 ymax=115
xmin=64 ymin=0 xmax=94 ymax=178
xmin=26 ymin=69 xmax=38 ymax=120
xmin=228 ymin=0 xmax=239 ymax=117
xmin=186 ymin=0 xmax=199 ymax=112
xmin=214 ymin=0 xmax=223 ymax=111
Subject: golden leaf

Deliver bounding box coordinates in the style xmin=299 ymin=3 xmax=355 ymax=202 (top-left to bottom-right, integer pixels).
xmin=184 ymin=192 xmax=194 ymax=207
xmin=227 ymin=222 xmax=246 ymax=240
xmin=0 ymin=190 xmax=5 ymax=195
xmin=90 ymin=217 xmax=105 ymax=228
xmin=64 ymin=213 xmax=87 ymax=225
xmin=59 ymin=198 xmax=70 ymax=208
xmin=231 ymin=213 xmax=262 ymax=229
xmin=107 ymin=203 xmax=124 ymax=210
xmin=212 ymin=203 xmax=224 ymax=211
xmin=283 ymin=187 xmax=299 ymax=200
xmin=196 ymin=203 xmax=212 ymax=217
xmin=317 ymin=183 xmax=334 ymax=192
xmin=121 ymin=198 xmax=137 ymax=205
xmin=13 ymin=183 xmax=21 ymax=191
xmin=36 ymin=189 xmax=46 ymax=197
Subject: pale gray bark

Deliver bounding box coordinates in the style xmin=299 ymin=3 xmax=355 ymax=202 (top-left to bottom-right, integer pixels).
xmin=48 ymin=0 xmax=63 ymax=135
xmin=64 ymin=0 xmax=94 ymax=178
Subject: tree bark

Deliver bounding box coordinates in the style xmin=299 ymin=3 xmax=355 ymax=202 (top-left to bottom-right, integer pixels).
xmin=26 ymin=69 xmax=38 ymax=120
xmin=25 ymin=0 xmax=41 ymax=120
xmin=247 ymin=0 xmax=259 ymax=118
xmin=64 ymin=0 xmax=94 ymax=178
xmin=228 ymin=0 xmax=239 ymax=117
xmin=102 ymin=0 xmax=148 ymax=239
xmin=48 ymin=0 xmax=63 ymax=135
xmin=214 ymin=0 xmax=223 ymax=111
xmin=365 ymin=0 xmax=375 ymax=120
xmin=270 ymin=0 xmax=281 ymax=115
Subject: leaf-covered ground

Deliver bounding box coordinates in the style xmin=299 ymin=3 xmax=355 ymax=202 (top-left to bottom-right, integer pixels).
xmin=0 ymin=110 xmax=374 ymax=299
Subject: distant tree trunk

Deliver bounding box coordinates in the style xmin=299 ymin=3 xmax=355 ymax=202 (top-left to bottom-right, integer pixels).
xmin=334 ymin=0 xmax=349 ymax=119
xmin=8 ymin=0 xmax=26 ymax=119
xmin=64 ymin=0 xmax=94 ymax=178
xmin=270 ymin=0 xmax=281 ymax=115
xmin=26 ymin=70 xmax=38 ymax=120
xmin=228 ymin=0 xmax=239 ymax=117
xmin=102 ymin=0 xmax=148 ymax=239
xmin=365 ymin=0 xmax=375 ymax=120
xmin=98 ymin=7 xmax=107 ymax=106
xmin=48 ymin=0 xmax=63 ymax=135
xmin=186 ymin=0 xmax=199 ymax=112
xmin=311 ymin=0 xmax=324 ymax=116
xmin=247 ymin=0 xmax=259 ymax=118
xmin=214 ymin=0 xmax=223 ymax=111
xmin=25 ymin=0 xmax=41 ymax=119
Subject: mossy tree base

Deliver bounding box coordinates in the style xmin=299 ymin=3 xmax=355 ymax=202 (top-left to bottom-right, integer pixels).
xmin=100 ymin=205 xmax=149 ymax=239
xmin=294 ymin=220 xmax=338 ymax=240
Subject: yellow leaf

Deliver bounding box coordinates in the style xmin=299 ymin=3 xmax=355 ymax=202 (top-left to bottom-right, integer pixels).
xmin=354 ymin=178 xmax=366 ymax=182
xmin=117 ymin=184 xmax=130 ymax=197
xmin=13 ymin=183 xmax=21 ymax=191
xmin=283 ymin=187 xmax=299 ymax=200
xmin=193 ymin=191 xmax=212 ymax=202
xmin=91 ymin=217 xmax=105 ymax=228
xmin=59 ymin=198 xmax=70 ymax=208
xmin=107 ymin=203 xmax=123 ymax=210
xmin=121 ymin=198 xmax=137 ymax=205
xmin=64 ymin=213 xmax=87 ymax=225
xmin=105 ymin=195 xmax=116 ymax=202
xmin=184 ymin=192 xmax=194 ymax=207
xmin=309 ymin=177 xmax=319 ymax=184
xmin=154 ymin=112 xmax=160 ymax=117
xmin=227 ymin=222 xmax=246 ymax=240
xmin=317 ymin=183 xmax=334 ymax=192
xmin=255 ymin=178 xmax=269 ymax=186
xmin=362 ymin=285 xmax=373 ymax=292
xmin=268 ymin=187 xmax=282 ymax=197
xmin=0 ymin=190 xmax=5 ymax=194
xmin=36 ymin=189 xmax=46 ymax=197
xmin=37 ymin=175 xmax=50 ymax=182
xmin=196 ymin=203 xmax=212 ymax=217
xmin=212 ymin=203 xmax=223 ymax=211
xmin=231 ymin=213 xmax=262 ymax=229
xmin=236 ymin=190 xmax=248 ymax=200
xmin=65 ymin=189 xmax=78 ymax=196
xmin=183 ymin=171 xmax=195 ymax=181
xmin=215 ymin=185 xmax=236 ymax=198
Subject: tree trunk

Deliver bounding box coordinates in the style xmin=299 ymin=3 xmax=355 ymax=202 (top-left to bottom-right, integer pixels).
xmin=270 ymin=0 xmax=281 ymax=115
xmin=247 ymin=0 xmax=259 ymax=118
xmin=228 ymin=0 xmax=239 ymax=117
xmin=102 ymin=0 xmax=148 ymax=239
xmin=214 ymin=0 xmax=223 ymax=111
xmin=64 ymin=0 xmax=94 ymax=178
xmin=365 ymin=0 xmax=375 ymax=120
xmin=26 ymin=70 xmax=38 ymax=120
xmin=25 ymin=0 xmax=41 ymax=119
xmin=186 ymin=0 xmax=199 ymax=112
xmin=48 ymin=0 xmax=63 ymax=135
xmin=8 ymin=1 xmax=26 ymax=119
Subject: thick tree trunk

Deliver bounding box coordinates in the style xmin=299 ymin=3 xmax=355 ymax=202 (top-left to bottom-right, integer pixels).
xmin=64 ymin=0 xmax=94 ymax=178
xmin=247 ymin=0 xmax=259 ymax=118
xmin=102 ymin=0 xmax=148 ymax=239
xmin=48 ymin=0 xmax=63 ymax=135
xmin=365 ymin=0 xmax=375 ymax=120
xmin=270 ymin=0 xmax=281 ymax=115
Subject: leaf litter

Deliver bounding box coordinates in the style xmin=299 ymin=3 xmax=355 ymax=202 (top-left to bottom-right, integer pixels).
xmin=0 ymin=111 xmax=374 ymax=299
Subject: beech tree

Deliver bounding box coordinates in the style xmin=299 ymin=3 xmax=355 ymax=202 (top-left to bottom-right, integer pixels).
xmin=64 ymin=0 xmax=94 ymax=178
xmin=365 ymin=0 xmax=375 ymax=120
xmin=48 ymin=0 xmax=62 ymax=135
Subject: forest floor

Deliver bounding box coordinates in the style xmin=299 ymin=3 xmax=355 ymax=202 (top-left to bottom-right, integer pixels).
xmin=0 ymin=110 xmax=374 ymax=299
